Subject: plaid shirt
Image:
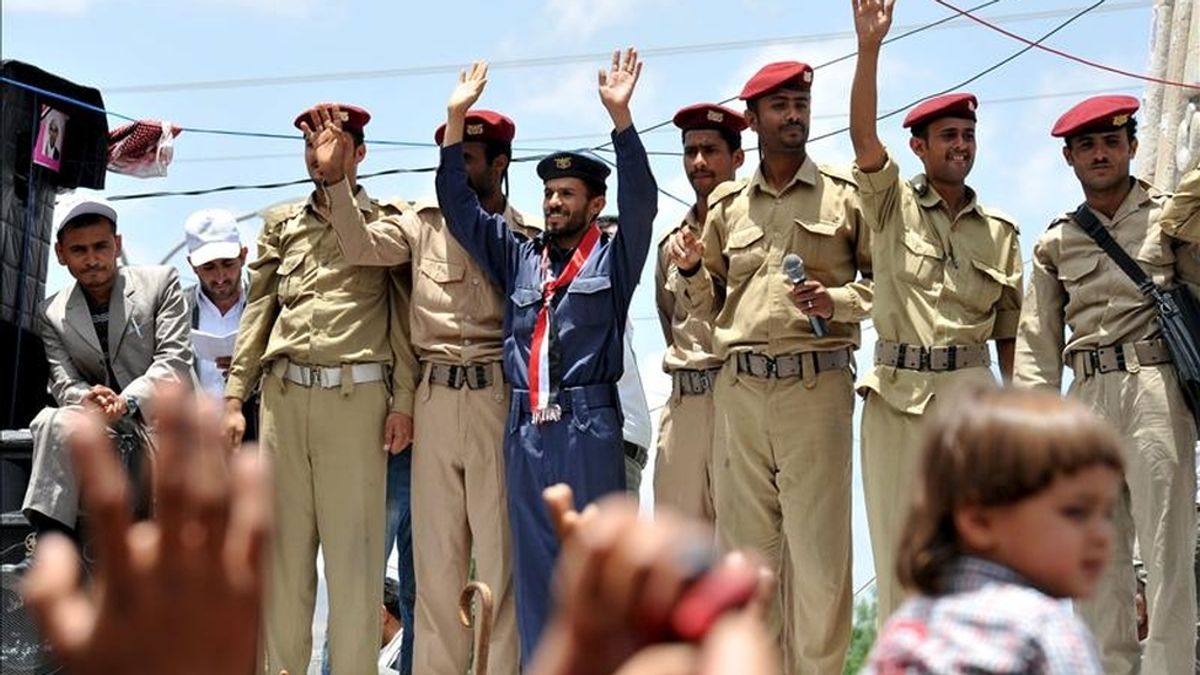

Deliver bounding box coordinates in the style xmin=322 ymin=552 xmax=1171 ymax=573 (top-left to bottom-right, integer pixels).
xmin=863 ymin=556 xmax=1103 ymax=674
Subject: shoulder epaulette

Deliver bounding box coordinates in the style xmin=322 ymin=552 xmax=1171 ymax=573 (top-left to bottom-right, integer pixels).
xmin=1046 ymin=212 xmax=1073 ymax=230
xmin=818 ymin=163 xmax=858 ymax=187
xmin=258 ymin=201 xmax=305 ymax=231
xmin=377 ymin=196 xmax=414 ymax=214
xmin=707 ymin=178 xmax=748 ymax=208
xmin=979 ymin=205 xmax=1020 ymax=233
xmin=412 ymin=198 xmax=441 ymax=214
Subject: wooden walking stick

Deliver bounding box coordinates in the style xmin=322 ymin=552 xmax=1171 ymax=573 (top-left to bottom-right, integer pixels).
xmin=459 ymin=580 xmax=494 ymax=675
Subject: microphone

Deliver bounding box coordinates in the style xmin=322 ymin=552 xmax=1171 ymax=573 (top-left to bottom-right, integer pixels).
xmin=783 ymin=253 xmax=827 ymax=338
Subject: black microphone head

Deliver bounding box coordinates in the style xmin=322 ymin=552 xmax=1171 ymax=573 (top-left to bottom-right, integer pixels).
xmin=782 ymin=253 xmax=806 ymax=283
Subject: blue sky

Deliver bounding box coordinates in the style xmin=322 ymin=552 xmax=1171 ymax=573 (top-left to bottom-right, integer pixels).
xmin=4 ymin=0 xmax=1159 ymax=590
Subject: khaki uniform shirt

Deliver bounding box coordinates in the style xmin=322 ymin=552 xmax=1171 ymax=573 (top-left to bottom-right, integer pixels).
xmin=1015 ymin=179 xmax=1200 ymax=390
xmin=854 ymin=153 xmax=1023 ymax=414
xmin=655 ymin=209 xmax=722 ymax=372
xmin=692 ymin=157 xmax=873 ymax=359
xmin=226 ymin=183 xmax=417 ymax=414
xmin=326 ymin=182 xmax=537 ymax=366
xmin=1161 ymin=166 xmax=1200 ymax=240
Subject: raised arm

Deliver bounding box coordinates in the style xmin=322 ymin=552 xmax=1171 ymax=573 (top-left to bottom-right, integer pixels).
xmin=436 ymin=61 xmax=519 ymax=286
xmin=601 ymin=48 xmax=658 ymax=305
xmin=850 ymin=0 xmax=894 ymax=173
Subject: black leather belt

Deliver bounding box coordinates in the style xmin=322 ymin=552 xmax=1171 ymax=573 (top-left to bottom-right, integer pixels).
xmin=874 ymin=340 xmax=990 ymax=372
xmin=427 ymin=362 xmax=498 ymax=390
xmin=734 ymin=350 xmax=850 ymax=379
xmin=1070 ymin=339 xmax=1172 ymax=377
xmin=671 ymin=368 xmax=721 ymax=395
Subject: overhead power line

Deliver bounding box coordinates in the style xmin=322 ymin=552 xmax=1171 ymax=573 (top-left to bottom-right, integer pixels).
xmin=103 ymin=1 xmax=1148 ymax=95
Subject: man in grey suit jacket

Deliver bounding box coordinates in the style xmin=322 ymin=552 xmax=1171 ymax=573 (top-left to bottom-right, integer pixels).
xmin=22 ymin=195 xmax=191 ymax=539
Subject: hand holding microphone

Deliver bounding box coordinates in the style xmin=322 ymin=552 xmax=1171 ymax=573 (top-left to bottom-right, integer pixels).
xmin=783 ymin=253 xmax=829 ymax=338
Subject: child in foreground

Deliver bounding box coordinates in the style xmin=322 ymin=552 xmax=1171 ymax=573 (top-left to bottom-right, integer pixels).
xmin=863 ymin=387 xmax=1123 ymax=674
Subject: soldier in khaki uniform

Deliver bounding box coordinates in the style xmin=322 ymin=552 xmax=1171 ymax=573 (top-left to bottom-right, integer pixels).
xmin=655 ymin=103 xmax=746 ymax=522
xmin=222 ymin=103 xmax=417 ymax=675
xmin=849 ymin=0 xmax=1023 ymax=621
xmin=322 ymin=110 xmax=528 ymax=675
xmin=1015 ymin=96 xmax=1200 ymax=675
xmin=679 ymin=61 xmax=872 ymax=673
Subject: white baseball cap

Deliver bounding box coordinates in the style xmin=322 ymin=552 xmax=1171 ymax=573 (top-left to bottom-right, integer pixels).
xmin=185 ymin=209 xmax=243 ymax=266
xmin=53 ymin=194 xmax=118 ymax=236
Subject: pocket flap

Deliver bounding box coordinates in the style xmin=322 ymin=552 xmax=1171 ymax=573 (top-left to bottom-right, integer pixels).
xmin=727 ymin=225 xmax=765 ymax=250
xmin=510 ymin=287 xmax=542 ymax=308
xmin=902 ymin=230 xmax=941 ymax=259
xmin=970 ymin=258 xmax=1010 ymax=286
xmin=419 ymin=259 xmax=466 ymax=283
xmin=277 ymin=252 xmax=305 ymax=276
xmin=795 ymin=219 xmax=840 ymax=237
xmin=1058 ymin=253 xmax=1101 ymax=281
xmin=568 ymin=276 xmax=613 ymax=295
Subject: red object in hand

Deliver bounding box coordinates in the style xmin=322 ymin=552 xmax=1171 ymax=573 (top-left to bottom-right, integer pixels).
xmin=668 ymin=563 xmax=760 ymax=642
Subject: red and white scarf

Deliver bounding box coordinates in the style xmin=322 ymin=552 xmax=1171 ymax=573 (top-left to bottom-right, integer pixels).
xmin=530 ymin=223 xmax=601 ymax=424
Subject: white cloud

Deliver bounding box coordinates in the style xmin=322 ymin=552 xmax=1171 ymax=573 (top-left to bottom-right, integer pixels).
xmin=541 ymin=0 xmax=640 ymax=42
xmin=5 ymin=0 xmax=94 ymax=14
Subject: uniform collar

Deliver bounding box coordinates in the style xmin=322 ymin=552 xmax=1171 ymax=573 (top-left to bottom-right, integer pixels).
xmin=748 ymin=156 xmax=819 ymax=197
xmin=306 ymin=183 xmax=374 ymax=215
xmin=912 ymin=174 xmax=983 ymax=219
xmin=1087 ymin=177 xmax=1157 ymax=226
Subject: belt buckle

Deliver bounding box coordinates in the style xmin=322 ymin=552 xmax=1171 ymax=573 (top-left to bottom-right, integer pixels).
xmin=447 ymin=365 xmax=465 ymax=389
xmin=1087 ymin=350 xmax=1102 ymax=375
xmin=303 ymin=365 xmax=323 ymax=388
xmin=761 ymin=355 xmax=777 ymax=378
xmin=466 ymin=365 xmax=488 ymax=390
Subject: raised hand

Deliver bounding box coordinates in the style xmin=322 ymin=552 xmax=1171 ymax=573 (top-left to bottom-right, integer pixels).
xmin=598 ymin=47 xmax=642 ymax=132
xmin=23 ymin=385 xmax=271 ymax=675
xmin=298 ymin=103 xmax=354 ymax=185
xmin=668 ymin=228 xmax=705 ymax=274
xmin=853 ymin=0 xmax=896 ymax=48
xmin=449 ymin=60 xmax=489 ymax=116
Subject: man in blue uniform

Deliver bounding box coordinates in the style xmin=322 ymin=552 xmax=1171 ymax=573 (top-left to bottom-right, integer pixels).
xmin=435 ymin=51 xmax=657 ymax=662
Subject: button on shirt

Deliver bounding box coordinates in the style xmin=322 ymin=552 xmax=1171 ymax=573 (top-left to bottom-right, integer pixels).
xmin=226 ymin=186 xmax=416 ymax=413
xmin=195 ymin=289 xmax=245 ymax=397
xmin=435 ymin=127 xmax=657 ymax=391
xmin=854 ymin=152 xmax=1022 ymax=414
xmin=1015 ymin=179 xmax=1200 ymax=390
xmin=692 ymin=157 xmax=873 ymax=358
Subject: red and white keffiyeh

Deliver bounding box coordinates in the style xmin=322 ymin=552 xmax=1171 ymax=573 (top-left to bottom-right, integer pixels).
xmin=530 ymin=223 xmax=601 ymax=424
xmin=107 ymin=119 xmax=182 ymax=178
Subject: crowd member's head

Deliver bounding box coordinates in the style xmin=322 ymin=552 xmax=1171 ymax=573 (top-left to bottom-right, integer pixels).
xmin=673 ymin=103 xmax=746 ymax=201
xmin=897 ymin=386 xmax=1124 ymax=600
xmin=1053 ymin=95 xmax=1140 ymax=195
xmin=903 ymin=93 xmax=978 ymax=188
xmin=185 ymin=208 xmax=247 ymax=307
xmin=46 ymin=117 xmax=60 ymax=152
xmin=536 ymin=152 xmax=609 ymax=241
xmin=294 ymin=103 xmax=370 ymax=187
xmin=53 ymin=195 xmax=122 ymax=300
xmin=380 ymin=576 xmax=402 ymax=648
xmin=739 ymin=61 xmax=814 ymax=157
xmin=436 ymin=110 xmax=515 ymax=204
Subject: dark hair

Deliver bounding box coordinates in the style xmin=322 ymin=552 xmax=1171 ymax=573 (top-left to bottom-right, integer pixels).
xmin=57 ymin=213 xmax=116 ymax=242
xmin=383 ymin=577 xmax=401 ymax=621
xmin=484 ymin=140 xmax=513 ymax=164
xmin=909 ymin=114 xmax=976 ymax=141
xmin=681 ymin=126 xmax=742 ymax=153
xmin=348 ymin=126 xmax=365 ymax=147
xmin=583 ymin=179 xmax=607 ymax=199
xmin=1064 ymin=118 xmax=1138 ymax=148
xmin=896 ymin=386 xmax=1124 ymax=596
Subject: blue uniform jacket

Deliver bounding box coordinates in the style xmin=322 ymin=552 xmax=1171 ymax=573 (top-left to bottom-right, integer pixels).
xmin=435 ymin=127 xmax=658 ymax=392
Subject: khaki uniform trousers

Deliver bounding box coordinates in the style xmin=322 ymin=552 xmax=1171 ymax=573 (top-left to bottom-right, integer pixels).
xmin=411 ymin=365 xmax=518 ymax=675
xmin=713 ymin=358 xmax=854 ymax=674
xmin=654 ymin=387 xmax=716 ymax=522
xmin=259 ymin=371 xmax=388 ymax=675
xmin=1070 ymin=364 xmax=1197 ymax=675
xmin=860 ymin=392 xmax=926 ymax=623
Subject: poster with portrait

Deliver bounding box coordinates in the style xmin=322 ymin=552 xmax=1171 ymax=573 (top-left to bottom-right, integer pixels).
xmin=34 ymin=106 xmax=68 ymax=172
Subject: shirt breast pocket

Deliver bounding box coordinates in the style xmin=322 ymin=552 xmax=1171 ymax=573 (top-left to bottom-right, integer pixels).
xmin=564 ymin=276 xmax=614 ymax=330
xmin=275 ymin=252 xmax=306 ymax=306
xmin=1057 ymin=252 xmax=1104 ymax=307
xmin=899 ymin=229 xmax=942 ymax=288
xmin=793 ymin=218 xmax=840 ymax=267
xmin=724 ymin=225 xmax=766 ymax=284
xmin=960 ymin=258 xmax=1008 ymax=313
xmin=418 ymin=258 xmax=466 ymax=308
xmin=510 ymin=286 xmax=542 ymax=340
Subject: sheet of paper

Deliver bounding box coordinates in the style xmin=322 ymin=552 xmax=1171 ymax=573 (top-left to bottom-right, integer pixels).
xmin=191 ymin=329 xmax=238 ymax=361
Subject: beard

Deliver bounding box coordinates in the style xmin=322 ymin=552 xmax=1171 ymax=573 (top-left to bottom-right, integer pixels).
xmin=543 ymin=207 xmax=591 ymax=241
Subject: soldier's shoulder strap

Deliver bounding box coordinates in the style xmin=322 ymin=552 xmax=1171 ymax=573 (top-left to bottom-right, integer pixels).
xmin=377 ymin=196 xmax=416 ymax=215
xmin=979 ymin=205 xmax=1020 ymax=233
xmin=1046 ymin=211 xmax=1073 ymax=231
xmin=258 ymin=201 xmax=305 ymax=232
xmin=707 ymin=178 xmax=748 ymax=208
xmin=818 ymin=163 xmax=858 ymax=188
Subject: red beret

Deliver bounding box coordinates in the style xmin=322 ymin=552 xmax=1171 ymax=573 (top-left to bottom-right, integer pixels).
xmin=672 ymin=103 xmax=748 ymax=135
xmin=1051 ymin=95 xmax=1140 ymax=138
xmin=293 ymin=103 xmax=371 ymax=132
xmin=739 ymin=62 xmax=814 ymax=101
xmin=434 ymin=109 xmax=516 ymax=146
xmin=902 ymin=92 xmax=978 ymax=129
